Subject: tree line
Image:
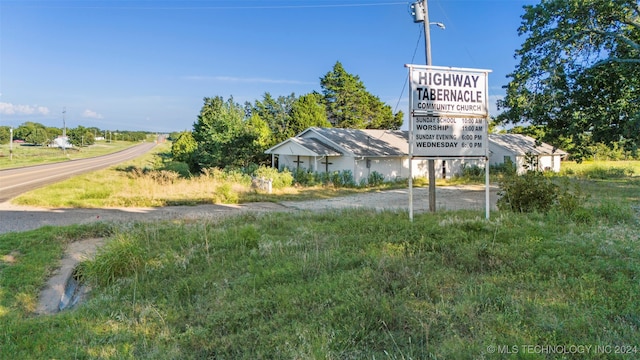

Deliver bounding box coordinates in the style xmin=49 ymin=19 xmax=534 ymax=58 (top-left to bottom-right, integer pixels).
xmin=172 ymin=61 xmax=404 ymax=172
xmin=0 ymin=122 xmax=149 ymax=147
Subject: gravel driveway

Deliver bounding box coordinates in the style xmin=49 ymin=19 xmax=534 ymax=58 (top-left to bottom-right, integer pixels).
xmin=0 ymin=185 xmax=498 ymax=234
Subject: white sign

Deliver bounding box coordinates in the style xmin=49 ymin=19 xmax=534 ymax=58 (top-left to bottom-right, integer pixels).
xmin=410 ymin=66 xmax=489 ymax=117
xmin=412 ymin=116 xmax=486 ymax=157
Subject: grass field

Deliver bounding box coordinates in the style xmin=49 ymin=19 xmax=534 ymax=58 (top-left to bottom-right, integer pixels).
xmin=1 ymin=149 xmax=639 ymax=358
xmin=1 ymin=203 xmax=638 ymax=358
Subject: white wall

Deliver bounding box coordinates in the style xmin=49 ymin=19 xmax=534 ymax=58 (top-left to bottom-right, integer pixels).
xmin=355 ymin=157 xmax=407 ymax=183
xmin=539 ymin=155 xmax=562 ymax=172
xmin=278 ymin=155 xmax=315 ymax=172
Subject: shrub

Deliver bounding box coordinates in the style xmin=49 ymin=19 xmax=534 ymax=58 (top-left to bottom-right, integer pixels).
xmin=162 ymin=161 xmax=192 ymax=178
xmin=215 ymin=183 xmax=239 ymax=204
xmin=490 ymin=157 xmax=516 ymax=176
xmin=367 ymin=171 xmax=385 ymax=187
xmin=201 ymin=167 xmax=251 ymax=185
xmin=251 ymin=166 xmax=293 ymax=189
xmin=291 ymin=167 xmax=318 ymax=186
xmin=454 ymin=164 xmax=485 ymax=182
xmin=497 ymin=171 xmax=558 ymax=213
xmin=337 ymin=170 xmax=356 ymax=187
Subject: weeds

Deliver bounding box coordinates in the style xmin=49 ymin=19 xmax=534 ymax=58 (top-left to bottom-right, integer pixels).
xmin=2 ymin=199 xmax=640 ymax=359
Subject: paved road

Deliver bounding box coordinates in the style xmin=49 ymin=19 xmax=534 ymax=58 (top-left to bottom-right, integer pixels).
xmin=0 ymin=142 xmax=156 ymax=202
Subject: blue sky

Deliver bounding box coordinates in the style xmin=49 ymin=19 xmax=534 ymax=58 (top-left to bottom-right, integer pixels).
xmin=1 ymin=0 xmax=536 ymax=133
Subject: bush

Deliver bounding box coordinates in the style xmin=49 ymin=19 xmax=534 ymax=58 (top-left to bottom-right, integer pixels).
xmin=201 ymin=167 xmax=251 ymax=185
xmin=490 ymin=157 xmax=516 ymax=176
xmin=454 ymin=164 xmax=485 ymax=182
xmin=337 ymin=170 xmax=356 ymax=187
xmin=497 ymin=171 xmax=558 ymax=213
xmin=162 ymin=161 xmax=192 ymax=178
xmin=555 ymin=178 xmax=589 ymax=215
xmin=367 ymin=171 xmax=385 ymax=187
xmin=251 ymin=166 xmax=293 ymax=189
xmin=291 ymin=167 xmax=318 ymax=186
xmin=290 ymin=168 xmax=357 ymax=187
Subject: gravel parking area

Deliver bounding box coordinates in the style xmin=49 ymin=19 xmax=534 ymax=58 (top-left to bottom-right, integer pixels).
xmin=0 ymin=185 xmax=498 ymax=235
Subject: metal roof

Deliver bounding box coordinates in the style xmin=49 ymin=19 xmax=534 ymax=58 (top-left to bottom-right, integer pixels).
xmin=267 ymin=128 xmax=567 ymax=158
xmin=489 ymin=134 xmax=567 ymax=156
xmin=303 ymin=127 xmax=408 ymax=156
xmin=293 ymin=137 xmax=342 ymax=156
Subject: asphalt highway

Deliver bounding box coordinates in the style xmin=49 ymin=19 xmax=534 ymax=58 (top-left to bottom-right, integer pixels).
xmin=0 ymin=142 xmax=157 ymax=203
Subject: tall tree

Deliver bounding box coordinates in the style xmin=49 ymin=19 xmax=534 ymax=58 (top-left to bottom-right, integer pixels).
xmin=191 ymin=96 xmax=273 ymax=171
xmin=15 ymin=122 xmax=49 ymax=145
xmin=171 ymin=131 xmax=197 ymax=163
xmin=191 ymin=96 xmax=246 ymax=171
xmin=320 ymin=61 xmax=403 ymax=130
xmin=251 ymin=92 xmax=296 ymax=145
xmin=289 ymin=92 xmax=331 ymax=134
xmin=497 ymin=0 xmax=640 ymax=158
xmin=240 ymin=113 xmax=272 ymax=166
xmin=68 ymin=126 xmax=95 ymax=147
xmin=0 ymin=126 xmax=10 ymax=144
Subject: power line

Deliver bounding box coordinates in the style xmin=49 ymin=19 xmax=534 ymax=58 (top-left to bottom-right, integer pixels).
xmin=394 ymin=25 xmax=423 ymax=114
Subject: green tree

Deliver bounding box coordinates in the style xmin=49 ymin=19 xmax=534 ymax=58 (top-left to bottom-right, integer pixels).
xmin=289 ymin=92 xmax=331 ymax=134
xmin=243 ymin=113 xmax=272 ymax=165
xmin=68 ymin=126 xmax=95 ymax=147
xmin=251 ymin=92 xmax=296 ymax=145
xmin=0 ymin=126 xmax=10 ymax=144
xmin=47 ymin=127 xmax=62 ymax=139
xmin=497 ymin=0 xmax=640 ymax=158
xmin=320 ymin=61 xmax=403 ymax=130
xmin=171 ymin=131 xmax=197 ymax=163
xmin=191 ymin=96 xmax=270 ymax=171
xmin=15 ymin=122 xmax=49 ymax=145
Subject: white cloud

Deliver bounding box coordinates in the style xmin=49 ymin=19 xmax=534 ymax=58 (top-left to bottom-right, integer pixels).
xmin=0 ymin=102 xmax=50 ymax=115
xmin=82 ymin=109 xmax=104 ymax=119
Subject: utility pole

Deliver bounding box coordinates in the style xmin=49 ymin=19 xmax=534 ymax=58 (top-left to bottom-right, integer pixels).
xmin=422 ymin=0 xmax=436 ymax=213
xmin=9 ymin=127 xmax=13 ymax=161
xmin=62 ymin=107 xmax=67 ymax=154
xmin=412 ymin=0 xmax=443 ymax=213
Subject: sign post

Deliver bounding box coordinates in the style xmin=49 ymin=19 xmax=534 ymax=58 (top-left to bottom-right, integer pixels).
xmin=407 ymin=65 xmax=492 ymax=220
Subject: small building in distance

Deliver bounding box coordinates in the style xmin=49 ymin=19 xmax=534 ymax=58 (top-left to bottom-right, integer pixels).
xmin=49 ymin=136 xmax=74 ymax=149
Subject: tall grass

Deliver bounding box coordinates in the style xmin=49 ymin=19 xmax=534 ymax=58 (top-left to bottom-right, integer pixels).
xmin=11 ymin=143 xmax=387 ymax=207
xmin=1 ymin=203 xmax=639 ymax=358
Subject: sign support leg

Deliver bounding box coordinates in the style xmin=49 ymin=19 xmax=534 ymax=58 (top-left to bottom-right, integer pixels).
xmin=485 ymin=156 xmax=490 ymax=220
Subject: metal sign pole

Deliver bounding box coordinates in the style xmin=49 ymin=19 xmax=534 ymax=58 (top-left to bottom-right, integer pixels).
xmin=484 ymin=71 xmax=491 ymax=220
xmin=407 ymin=65 xmax=415 ymax=222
